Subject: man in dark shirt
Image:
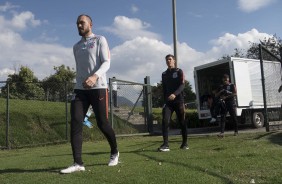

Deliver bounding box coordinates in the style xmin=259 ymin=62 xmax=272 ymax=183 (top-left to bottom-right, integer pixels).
xmin=216 ymin=74 xmax=238 ymax=137
xmin=158 ymin=54 xmax=188 ymax=151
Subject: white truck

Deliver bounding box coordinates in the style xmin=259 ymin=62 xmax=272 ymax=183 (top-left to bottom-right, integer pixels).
xmin=194 ymin=57 xmax=282 ymax=128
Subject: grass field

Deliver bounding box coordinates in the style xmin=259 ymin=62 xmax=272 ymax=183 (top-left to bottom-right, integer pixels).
xmin=0 ymin=98 xmax=144 ymax=147
xmin=0 ymin=97 xmax=206 ymax=148
xmin=0 ymin=131 xmax=281 ymax=184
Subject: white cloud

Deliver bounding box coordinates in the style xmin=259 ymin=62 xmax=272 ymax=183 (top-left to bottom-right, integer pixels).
xmin=0 ymin=6 xmax=274 ymax=94
xmin=0 ymin=11 xmax=41 ymax=31
xmin=238 ymin=0 xmax=276 ymax=13
xmin=0 ymin=29 xmax=22 ymax=48
xmin=110 ymin=37 xmax=171 ymax=83
xmin=109 ymin=36 xmax=205 ymax=87
xmin=209 ymin=29 xmax=271 ymax=56
xmin=38 ymin=32 xmax=59 ymax=42
xmin=0 ymin=2 xmax=41 ymax=31
xmin=0 ymin=2 xmax=18 ymax=12
xmin=108 ymin=28 xmax=273 ymax=92
xmin=0 ymin=34 xmax=73 ymax=81
xmin=131 ymin=4 xmax=139 ymax=13
xmin=11 ymin=11 xmax=41 ymax=30
xmin=0 ymin=68 xmax=15 ymax=81
xmin=0 ymin=10 xmax=73 ymax=81
xmin=103 ymin=16 xmax=161 ymax=40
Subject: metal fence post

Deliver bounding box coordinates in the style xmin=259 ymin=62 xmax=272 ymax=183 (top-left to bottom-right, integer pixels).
xmin=259 ymin=44 xmax=269 ymax=132
xmin=144 ymin=76 xmax=153 ymax=133
xmin=65 ymin=82 xmax=68 ymax=140
xmin=6 ymin=82 xmax=10 ymax=149
xmin=109 ymin=78 xmax=114 ymax=128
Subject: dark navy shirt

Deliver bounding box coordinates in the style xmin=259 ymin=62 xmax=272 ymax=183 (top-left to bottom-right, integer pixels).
xmin=162 ymin=68 xmax=185 ymax=103
xmin=218 ymin=83 xmax=236 ymax=103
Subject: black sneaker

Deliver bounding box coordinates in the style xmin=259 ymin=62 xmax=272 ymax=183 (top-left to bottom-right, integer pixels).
xmin=158 ymin=144 xmax=170 ymax=152
xmin=180 ymin=143 xmax=189 ymax=150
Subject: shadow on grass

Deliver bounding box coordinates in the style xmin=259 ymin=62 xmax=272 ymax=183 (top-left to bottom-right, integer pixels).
xmin=83 ymin=151 xmax=110 ymax=156
xmin=267 ymin=132 xmax=282 ymax=146
xmin=0 ymin=167 xmax=61 ymax=174
xmin=254 ymin=131 xmax=282 ymax=146
xmin=121 ymin=139 xmax=235 ymax=184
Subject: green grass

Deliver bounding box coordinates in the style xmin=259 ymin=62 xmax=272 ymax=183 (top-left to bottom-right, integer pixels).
xmin=0 ymin=98 xmax=69 ymax=147
xmin=0 ymin=98 xmax=142 ymax=147
xmin=0 ymin=97 xmax=203 ymax=147
xmin=0 ymin=132 xmax=281 ymax=184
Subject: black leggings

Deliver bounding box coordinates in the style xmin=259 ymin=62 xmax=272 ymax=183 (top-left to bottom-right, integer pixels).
xmin=162 ymin=102 xmax=187 ymax=145
xmin=71 ymin=89 xmax=117 ymax=165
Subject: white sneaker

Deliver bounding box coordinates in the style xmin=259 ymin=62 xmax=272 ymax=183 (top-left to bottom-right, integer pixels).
xmin=158 ymin=144 xmax=170 ymax=152
xmin=60 ymin=163 xmax=85 ymax=174
xmin=108 ymin=152 xmax=119 ymax=166
xmin=210 ymin=118 xmax=216 ymax=123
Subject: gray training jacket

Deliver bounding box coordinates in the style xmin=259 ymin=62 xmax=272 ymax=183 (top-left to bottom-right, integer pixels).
xmin=73 ymin=33 xmax=110 ymax=90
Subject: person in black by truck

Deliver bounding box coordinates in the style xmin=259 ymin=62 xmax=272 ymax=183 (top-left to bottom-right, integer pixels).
xmin=217 ymin=74 xmax=238 ymax=138
xmin=158 ymin=54 xmax=188 ymax=151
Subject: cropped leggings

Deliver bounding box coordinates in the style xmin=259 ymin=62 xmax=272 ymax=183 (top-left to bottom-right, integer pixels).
xmin=71 ymin=89 xmax=117 ymax=165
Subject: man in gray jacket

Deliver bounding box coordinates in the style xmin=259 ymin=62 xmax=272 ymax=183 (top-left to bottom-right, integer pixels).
xmin=60 ymin=14 xmax=119 ymax=174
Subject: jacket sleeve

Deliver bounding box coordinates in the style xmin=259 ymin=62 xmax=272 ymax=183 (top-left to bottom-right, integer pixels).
xmin=94 ymin=36 xmax=111 ymax=77
xmin=173 ymin=69 xmax=185 ymax=96
xmin=162 ymin=74 xmax=167 ymax=102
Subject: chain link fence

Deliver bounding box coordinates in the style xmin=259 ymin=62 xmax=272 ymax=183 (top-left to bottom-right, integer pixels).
xmin=0 ymin=78 xmax=153 ymax=149
xmin=108 ymin=77 xmax=152 ymax=135
xmin=259 ymin=45 xmax=282 ymax=131
xmin=0 ymin=81 xmax=73 ymax=149
xmin=0 ymin=82 xmax=7 ymax=148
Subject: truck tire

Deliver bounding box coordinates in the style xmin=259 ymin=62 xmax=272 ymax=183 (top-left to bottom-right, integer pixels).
xmin=252 ymin=112 xmax=264 ymax=128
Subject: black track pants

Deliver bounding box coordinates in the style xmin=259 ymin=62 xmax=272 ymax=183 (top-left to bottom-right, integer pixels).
xmin=162 ymin=102 xmax=188 ymax=145
xmin=70 ymin=89 xmax=118 ymax=165
xmin=220 ymin=101 xmax=238 ymax=133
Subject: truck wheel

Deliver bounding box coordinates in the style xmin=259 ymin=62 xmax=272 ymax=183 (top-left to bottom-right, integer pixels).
xmin=252 ymin=112 xmax=264 ymax=128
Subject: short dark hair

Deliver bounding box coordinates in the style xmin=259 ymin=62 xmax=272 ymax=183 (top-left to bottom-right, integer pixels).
xmin=223 ymin=74 xmax=229 ymax=78
xmin=165 ymin=54 xmax=175 ymax=60
xmin=77 ymin=14 xmax=92 ymax=24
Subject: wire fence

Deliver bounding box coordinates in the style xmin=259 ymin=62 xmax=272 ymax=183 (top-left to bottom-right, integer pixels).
xmin=0 ymin=81 xmax=72 ymax=149
xmin=108 ymin=77 xmax=153 ymax=135
xmin=0 ymin=78 xmax=153 ymax=149
xmin=259 ymin=45 xmax=282 ymax=131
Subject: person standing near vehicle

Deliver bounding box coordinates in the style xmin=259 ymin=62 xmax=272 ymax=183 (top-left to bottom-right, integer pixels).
xmin=60 ymin=14 xmax=119 ymax=174
xmin=217 ymin=74 xmax=238 ymax=138
xmin=112 ymin=77 xmax=119 ymax=108
xmin=209 ymin=89 xmax=226 ymax=123
xmin=158 ymin=54 xmax=188 ymax=151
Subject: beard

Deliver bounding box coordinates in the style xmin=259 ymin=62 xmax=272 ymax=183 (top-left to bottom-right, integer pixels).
xmin=78 ymin=27 xmax=90 ymax=37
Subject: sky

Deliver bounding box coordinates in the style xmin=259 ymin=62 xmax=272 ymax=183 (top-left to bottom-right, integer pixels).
xmin=0 ymin=0 xmax=281 ymax=91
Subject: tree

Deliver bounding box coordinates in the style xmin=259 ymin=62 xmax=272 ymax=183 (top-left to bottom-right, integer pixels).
xmin=183 ymin=80 xmax=196 ymax=103
xmin=246 ymin=34 xmax=282 ymax=60
xmin=218 ymin=48 xmax=246 ymax=61
xmin=219 ymin=34 xmax=282 ymax=61
xmin=2 ymin=66 xmax=45 ymax=100
xmin=152 ymin=82 xmax=163 ymax=108
xmin=151 ymin=80 xmax=196 ymax=108
xmin=42 ymin=65 xmax=76 ymax=101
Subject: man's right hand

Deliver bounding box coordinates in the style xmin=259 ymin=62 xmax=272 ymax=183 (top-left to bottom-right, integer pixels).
xmin=168 ymin=94 xmax=176 ymax=101
xmin=83 ymin=74 xmax=98 ymax=89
